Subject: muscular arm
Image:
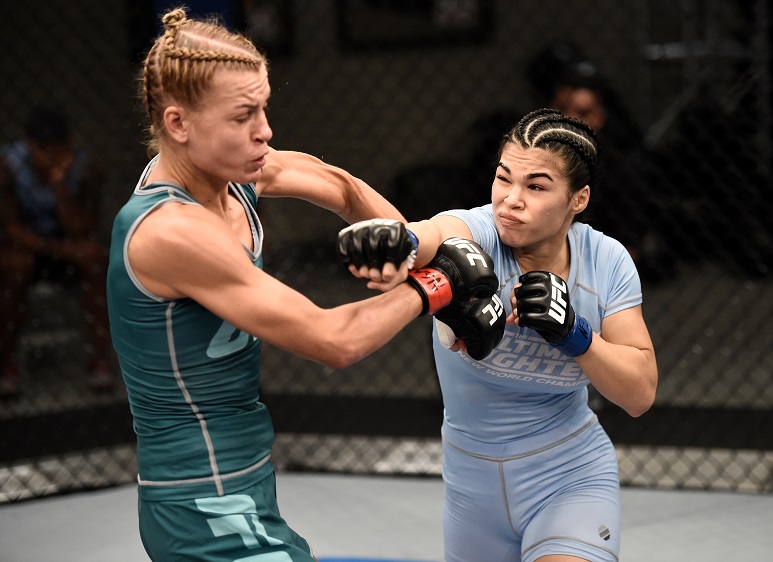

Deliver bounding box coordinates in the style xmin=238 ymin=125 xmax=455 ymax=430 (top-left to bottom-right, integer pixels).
xmin=129 ymin=203 xmax=423 ymax=369
xmin=575 ymin=306 xmax=658 ymax=417
xmin=257 ymin=147 xmax=405 ymax=223
xmin=408 ymin=216 xmax=473 ymax=268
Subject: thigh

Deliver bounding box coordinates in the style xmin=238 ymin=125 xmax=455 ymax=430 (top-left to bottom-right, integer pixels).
xmin=442 ymin=440 xmax=521 ymax=562
xmin=517 ymin=423 xmax=621 ymax=562
xmin=139 ymin=473 xmax=314 ymax=562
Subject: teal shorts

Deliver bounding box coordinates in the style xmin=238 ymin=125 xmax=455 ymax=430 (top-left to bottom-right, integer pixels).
xmin=139 ymin=472 xmax=314 ymax=561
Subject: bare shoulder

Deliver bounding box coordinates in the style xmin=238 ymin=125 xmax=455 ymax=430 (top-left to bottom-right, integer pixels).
xmin=133 ymin=201 xmax=220 ymax=249
xmin=129 ymin=202 xmax=242 ymax=298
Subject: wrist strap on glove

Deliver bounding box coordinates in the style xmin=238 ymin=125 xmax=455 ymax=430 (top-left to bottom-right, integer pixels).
xmin=552 ymin=314 xmax=593 ymax=357
xmin=407 ymin=268 xmax=453 ymax=315
xmin=406 ymin=229 xmax=419 ymax=269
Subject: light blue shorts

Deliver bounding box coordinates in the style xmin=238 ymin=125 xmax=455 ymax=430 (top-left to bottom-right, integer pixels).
xmin=442 ymin=420 xmax=620 ymax=562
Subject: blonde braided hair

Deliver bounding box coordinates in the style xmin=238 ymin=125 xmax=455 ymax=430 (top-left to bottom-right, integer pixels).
xmin=140 ymin=8 xmax=267 ymax=155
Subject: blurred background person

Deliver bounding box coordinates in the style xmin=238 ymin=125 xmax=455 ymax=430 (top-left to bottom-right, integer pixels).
xmin=526 ymin=41 xmax=669 ymax=282
xmin=420 ymin=41 xmax=668 ymax=284
xmin=0 ymin=105 xmax=114 ymax=398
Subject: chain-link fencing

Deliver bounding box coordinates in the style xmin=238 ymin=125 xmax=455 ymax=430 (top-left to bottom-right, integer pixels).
xmin=1 ymin=0 xmax=771 ymax=503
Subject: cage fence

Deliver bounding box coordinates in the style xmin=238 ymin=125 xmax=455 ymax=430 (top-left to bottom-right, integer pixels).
xmin=0 ymin=0 xmax=771 ymax=504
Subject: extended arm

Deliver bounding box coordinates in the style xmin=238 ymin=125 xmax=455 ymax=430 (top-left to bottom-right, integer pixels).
xmin=128 ymin=203 xmax=496 ymax=369
xmin=256 ymin=147 xmax=405 ymax=224
xmin=342 ymin=215 xmax=474 ymax=291
xmin=335 ymin=215 xmax=504 ymax=360
xmin=258 ymin=147 xmax=410 ymax=284
xmin=408 ymin=216 xmax=474 ymax=269
xmin=129 ymin=202 xmax=422 ymax=369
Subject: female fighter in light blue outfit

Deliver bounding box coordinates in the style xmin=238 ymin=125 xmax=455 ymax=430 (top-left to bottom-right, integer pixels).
xmin=346 ymin=109 xmax=658 ymax=562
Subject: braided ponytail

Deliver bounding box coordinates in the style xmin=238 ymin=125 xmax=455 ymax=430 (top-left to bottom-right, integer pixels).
xmin=162 ymin=8 xmax=187 ymax=30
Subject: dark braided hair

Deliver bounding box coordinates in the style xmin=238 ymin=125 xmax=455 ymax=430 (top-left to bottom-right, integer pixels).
xmin=500 ymin=108 xmax=600 ymax=193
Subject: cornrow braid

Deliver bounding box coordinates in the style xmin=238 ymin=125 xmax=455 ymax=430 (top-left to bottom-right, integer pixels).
xmin=138 ymin=7 xmax=267 ymax=155
xmin=164 ymin=47 xmax=263 ymax=67
xmin=504 ymin=109 xmax=600 ymax=192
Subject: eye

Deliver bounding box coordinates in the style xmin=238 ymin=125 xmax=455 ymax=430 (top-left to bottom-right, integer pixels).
xmin=527 ymin=183 xmax=544 ymax=191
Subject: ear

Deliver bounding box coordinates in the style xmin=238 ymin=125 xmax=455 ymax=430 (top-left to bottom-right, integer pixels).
xmin=163 ymin=105 xmax=189 ymax=144
xmin=573 ymin=185 xmax=590 ymax=214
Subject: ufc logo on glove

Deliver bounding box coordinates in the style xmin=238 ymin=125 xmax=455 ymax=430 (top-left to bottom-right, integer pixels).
xmin=443 ymin=237 xmax=491 ymax=268
xmin=548 ymin=274 xmax=569 ymax=324
xmin=515 ymin=271 xmax=592 ymax=358
xmin=483 ymin=294 xmax=504 ymax=326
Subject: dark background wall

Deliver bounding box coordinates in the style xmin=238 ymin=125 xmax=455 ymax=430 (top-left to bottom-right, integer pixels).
xmin=0 ymin=1 xmax=672 ymax=234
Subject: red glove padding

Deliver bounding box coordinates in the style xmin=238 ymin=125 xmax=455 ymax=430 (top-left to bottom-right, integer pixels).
xmin=407 ymin=238 xmax=498 ymax=316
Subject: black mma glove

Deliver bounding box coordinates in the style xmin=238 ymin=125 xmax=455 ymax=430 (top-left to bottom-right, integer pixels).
xmin=514 ymin=271 xmax=592 ymax=357
xmin=337 ymin=219 xmax=418 ymax=270
xmin=435 ymin=294 xmax=506 ymax=360
xmin=407 ymin=237 xmax=498 ymax=316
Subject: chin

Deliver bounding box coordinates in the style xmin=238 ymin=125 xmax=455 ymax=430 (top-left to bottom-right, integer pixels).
xmin=239 ymin=167 xmax=264 ymax=184
xmin=494 ymin=223 xmax=515 ymax=244
xmin=498 ymin=229 xmax=527 ymax=249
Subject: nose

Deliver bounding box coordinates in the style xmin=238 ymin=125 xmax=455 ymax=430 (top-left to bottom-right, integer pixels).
xmin=254 ymin=114 xmax=273 ymax=144
xmin=503 ymin=186 xmax=524 ymax=208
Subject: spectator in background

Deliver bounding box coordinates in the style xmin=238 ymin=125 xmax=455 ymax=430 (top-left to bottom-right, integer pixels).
xmin=527 ymin=41 xmax=646 ymax=153
xmin=464 ymin=41 xmax=666 ymax=281
xmin=533 ymin=42 xmax=773 ymax=278
xmin=0 ymin=105 xmax=114 ymax=398
xmin=526 ymin=41 xmax=665 ymax=279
